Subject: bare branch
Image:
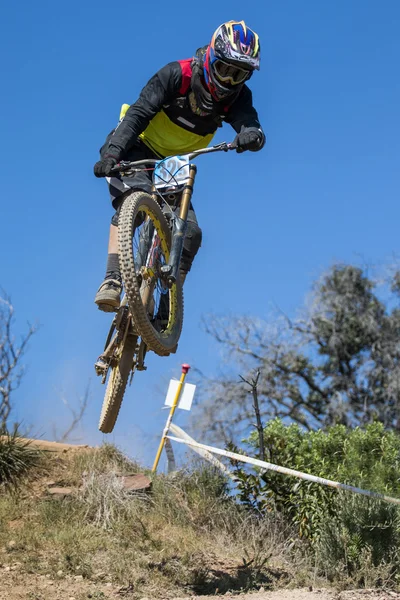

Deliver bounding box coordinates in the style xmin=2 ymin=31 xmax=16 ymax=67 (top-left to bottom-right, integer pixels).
xmin=54 ymin=383 xmax=91 ymax=442
xmin=0 ymin=293 xmax=37 ymax=428
xmin=240 ymin=370 xmax=265 ymax=460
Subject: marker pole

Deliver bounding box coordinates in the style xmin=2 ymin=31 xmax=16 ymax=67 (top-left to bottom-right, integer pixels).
xmin=152 ymin=364 xmax=190 ymax=472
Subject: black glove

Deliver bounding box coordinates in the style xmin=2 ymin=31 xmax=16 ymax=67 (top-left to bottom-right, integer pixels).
xmin=93 ymin=155 xmax=118 ymax=178
xmin=232 ymin=127 xmax=264 ymax=153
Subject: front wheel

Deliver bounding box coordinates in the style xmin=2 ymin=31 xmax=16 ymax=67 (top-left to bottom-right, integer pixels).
xmin=98 ymin=333 xmax=137 ymax=433
xmin=118 ymin=191 xmax=184 ymax=356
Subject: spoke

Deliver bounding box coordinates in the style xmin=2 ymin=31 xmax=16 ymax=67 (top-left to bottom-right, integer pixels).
xmin=130 ymin=210 xmax=171 ymax=331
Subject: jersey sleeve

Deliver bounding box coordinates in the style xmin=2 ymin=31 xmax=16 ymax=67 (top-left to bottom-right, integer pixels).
xmin=106 ymin=62 xmax=183 ymax=159
xmin=225 ymin=85 xmax=265 ymax=139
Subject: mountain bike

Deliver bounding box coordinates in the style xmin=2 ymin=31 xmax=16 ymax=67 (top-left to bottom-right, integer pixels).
xmin=94 ymin=142 xmax=235 ymax=433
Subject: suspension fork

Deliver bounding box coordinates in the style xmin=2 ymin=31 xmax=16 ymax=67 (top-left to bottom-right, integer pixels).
xmin=161 ymin=164 xmax=197 ymax=287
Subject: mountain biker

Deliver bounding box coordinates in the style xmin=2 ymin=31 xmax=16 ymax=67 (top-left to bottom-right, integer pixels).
xmin=93 ymin=20 xmax=265 ymax=312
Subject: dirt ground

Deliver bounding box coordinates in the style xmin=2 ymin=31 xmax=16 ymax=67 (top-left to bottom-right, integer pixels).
xmin=183 ymin=592 xmax=400 ymax=600
xmin=0 ymin=437 xmax=92 ymax=453
xmin=184 ymin=591 xmax=400 ymax=600
xmin=1 ymin=569 xmax=399 ymax=600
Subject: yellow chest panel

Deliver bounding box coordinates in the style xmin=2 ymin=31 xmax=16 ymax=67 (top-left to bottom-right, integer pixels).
xmin=119 ymin=103 xmax=215 ymax=157
xmin=139 ymin=110 xmax=215 ymax=157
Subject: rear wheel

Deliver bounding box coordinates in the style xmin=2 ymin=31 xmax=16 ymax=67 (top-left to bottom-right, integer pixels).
xmin=118 ymin=191 xmax=183 ymax=356
xmin=98 ymin=333 xmax=137 ymax=434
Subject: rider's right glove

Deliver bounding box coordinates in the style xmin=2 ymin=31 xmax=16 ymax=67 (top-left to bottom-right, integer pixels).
xmin=233 ymin=126 xmax=265 ymax=153
xmin=93 ymin=155 xmax=119 ymax=178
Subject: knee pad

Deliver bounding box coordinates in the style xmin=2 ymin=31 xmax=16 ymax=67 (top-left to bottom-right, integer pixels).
xmin=181 ymin=220 xmax=202 ymax=273
xmin=111 ymin=200 xmax=122 ymax=227
xmin=111 ymin=210 xmax=120 ymax=227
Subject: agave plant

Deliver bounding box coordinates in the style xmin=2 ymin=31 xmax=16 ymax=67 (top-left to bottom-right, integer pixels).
xmin=0 ymin=427 xmax=42 ymax=489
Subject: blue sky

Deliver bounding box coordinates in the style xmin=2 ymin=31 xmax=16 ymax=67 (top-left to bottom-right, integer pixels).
xmin=1 ymin=1 xmax=400 ymax=468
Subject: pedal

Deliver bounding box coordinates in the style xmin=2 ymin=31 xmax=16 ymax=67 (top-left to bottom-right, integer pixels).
xmin=94 ymin=357 xmax=109 ymax=382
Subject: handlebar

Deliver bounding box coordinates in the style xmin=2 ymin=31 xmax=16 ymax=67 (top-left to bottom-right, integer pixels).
xmin=110 ymin=141 xmax=236 ymax=175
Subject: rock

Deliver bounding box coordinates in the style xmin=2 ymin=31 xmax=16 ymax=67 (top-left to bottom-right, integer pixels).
xmin=57 ymin=569 xmax=63 ymax=577
xmin=6 ymin=540 xmax=16 ymax=550
xmin=4 ymin=566 xmax=11 ymax=572
xmin=118 ymin=473 xmax=152 ymax=493
xmin=74 ymin=574 xmax=83 ymax=581
xmin=106 ymin=582 xmax=112 ymax=587
xmin=47 ymin=487 xmax=74 ymax=498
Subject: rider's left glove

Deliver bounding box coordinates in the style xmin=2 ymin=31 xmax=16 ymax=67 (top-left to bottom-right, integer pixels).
xmin=233 ymin=127 xmax=265 ymax=153
xmin=93 ymin=155 xmax=119 ymax=178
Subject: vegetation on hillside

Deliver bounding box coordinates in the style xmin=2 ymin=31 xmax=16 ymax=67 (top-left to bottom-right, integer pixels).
xmin=231 ymin=419 xmax=400 ymax=587
xmin=0 ymin=428 xmax=42 ymax=489
xmin=0 ymin=444 xmax=296 ymax=598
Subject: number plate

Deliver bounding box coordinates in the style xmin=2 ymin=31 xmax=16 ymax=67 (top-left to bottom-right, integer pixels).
xmin=153 ymin=155 xmax=190 ymax=190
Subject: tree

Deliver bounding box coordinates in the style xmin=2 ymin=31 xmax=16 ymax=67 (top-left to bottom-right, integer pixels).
xmin=194 ymin=264 xmax=400 ymax=445
xmin=0 ymin=295 xmax=36 ymax=428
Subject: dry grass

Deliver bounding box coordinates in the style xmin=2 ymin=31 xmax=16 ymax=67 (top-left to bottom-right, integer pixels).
xmin=0 ymin=444 xmax=299 ymax=598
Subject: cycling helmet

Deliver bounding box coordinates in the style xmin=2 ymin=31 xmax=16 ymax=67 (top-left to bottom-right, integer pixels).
xmin=204 ymin=21 xmax=261 ymax=101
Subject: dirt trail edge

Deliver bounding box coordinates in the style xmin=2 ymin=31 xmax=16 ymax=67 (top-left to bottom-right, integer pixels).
xmin=1 ymin=573 xmax=399 ymax=600
xmin=178 ymin=590 xmax=399 ymax=600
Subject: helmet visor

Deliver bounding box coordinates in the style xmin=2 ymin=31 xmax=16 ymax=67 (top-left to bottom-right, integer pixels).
xmin=213 ymin=59 xmax=250 ymax=86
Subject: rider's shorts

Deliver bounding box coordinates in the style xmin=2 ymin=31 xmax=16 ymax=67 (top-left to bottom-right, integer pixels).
xmin=105 ymin=139 xmax=157 ymax=211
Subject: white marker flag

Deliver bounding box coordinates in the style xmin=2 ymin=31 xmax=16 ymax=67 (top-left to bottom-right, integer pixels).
xmin=164 ymin=379 xmax=196 ymax=411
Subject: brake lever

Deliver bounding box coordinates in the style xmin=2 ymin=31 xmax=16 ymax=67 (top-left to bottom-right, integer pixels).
xmin=110 ymin=161 xmax=131 ymax=174
xmin=229 ymin=140 xmax=244 ymax=154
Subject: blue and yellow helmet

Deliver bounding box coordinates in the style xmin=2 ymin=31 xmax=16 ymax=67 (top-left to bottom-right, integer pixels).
xmin=204 ymin=21 xmax=261 ymax=100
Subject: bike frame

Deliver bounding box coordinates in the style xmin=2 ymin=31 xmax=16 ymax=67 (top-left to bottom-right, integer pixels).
xmin=112 ymin=142 xmax=233 ymax=288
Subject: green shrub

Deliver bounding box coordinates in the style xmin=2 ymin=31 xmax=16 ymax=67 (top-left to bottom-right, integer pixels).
xmin=231 ymin=419 xmax=400 ymax=586
xmin=316 ymin=493 xmax=400 ymax=585
xmin=0 ymin=429 xmax=42 ymax=489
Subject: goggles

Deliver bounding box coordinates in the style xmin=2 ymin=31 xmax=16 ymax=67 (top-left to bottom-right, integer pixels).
xmin=213 ymin=59 xmax=251 ymax=85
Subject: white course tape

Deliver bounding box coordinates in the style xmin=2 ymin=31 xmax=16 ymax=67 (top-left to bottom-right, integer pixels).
xmin=166 ymin=435 xmax=400 ymax=506
xmin=164 ymin=437 xmax=176 ymax=474
xmin=169 ymin=424 xmax=234 ymax=479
